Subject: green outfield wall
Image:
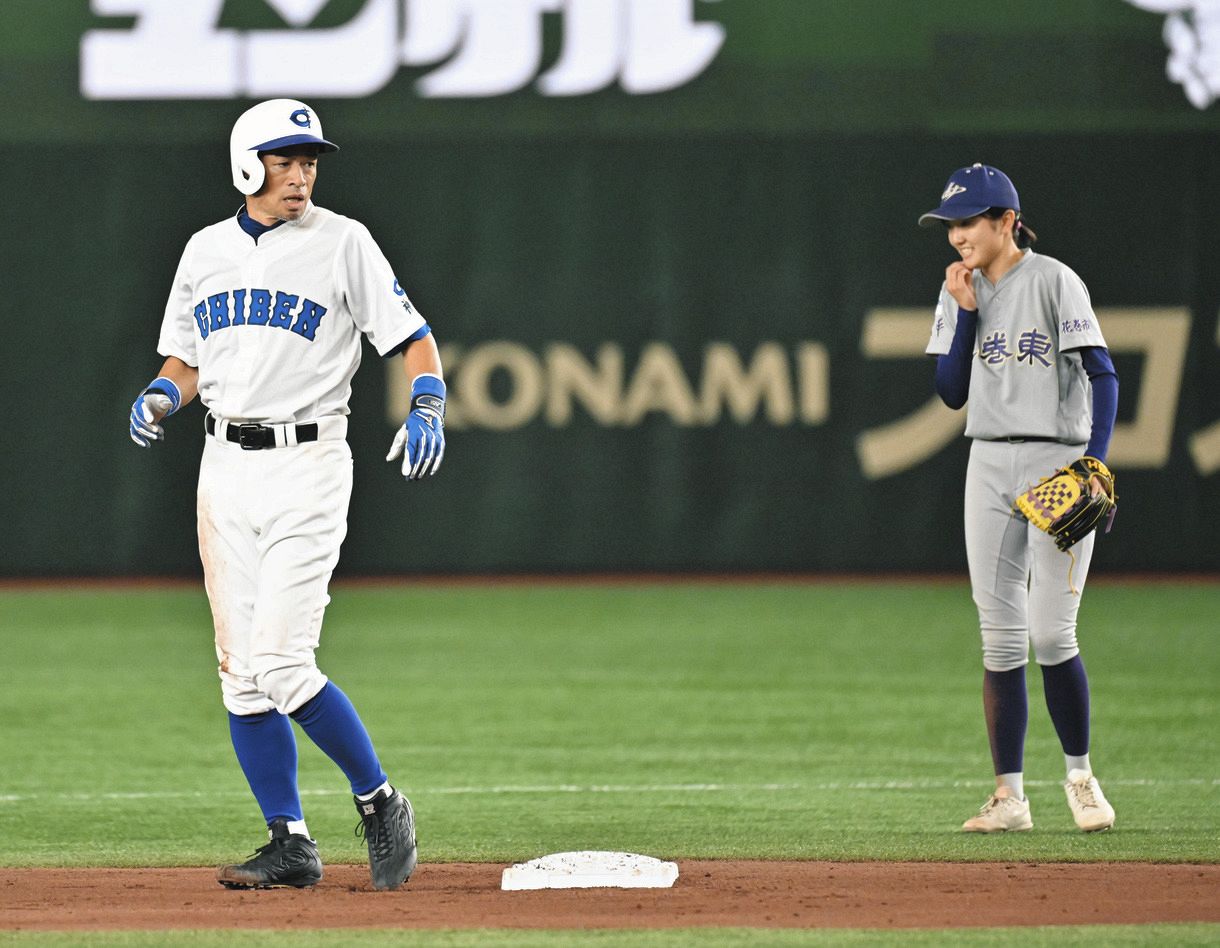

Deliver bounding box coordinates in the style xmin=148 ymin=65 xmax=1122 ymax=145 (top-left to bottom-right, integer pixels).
xmin=0 ymin=1 xmax=1217 ymax=575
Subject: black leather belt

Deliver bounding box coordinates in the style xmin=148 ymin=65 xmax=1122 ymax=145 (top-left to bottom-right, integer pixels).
xmin=988 ymin=436 xmax=1062 ymax=444
xmin=206 ymin=414 xmax=319 ymax=450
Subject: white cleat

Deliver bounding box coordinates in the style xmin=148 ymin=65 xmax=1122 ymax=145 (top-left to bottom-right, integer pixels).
xmin=962 ymin=788 xmax=1033 ymax=833
xmin=1064 ymin=769 xmax=1116 ymax=832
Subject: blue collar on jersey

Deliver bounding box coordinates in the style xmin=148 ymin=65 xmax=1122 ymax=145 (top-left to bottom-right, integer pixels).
xmin=235 ymin=205 xmax=286 ymax=244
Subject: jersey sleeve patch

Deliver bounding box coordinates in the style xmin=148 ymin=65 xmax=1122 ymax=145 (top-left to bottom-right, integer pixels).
xmin=925 ymin=286 xmax=956 ymax=356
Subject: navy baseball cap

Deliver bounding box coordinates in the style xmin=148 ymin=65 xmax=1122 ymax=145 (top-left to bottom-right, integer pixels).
xmin=918 ymin=163 xmax=1019 ymax=227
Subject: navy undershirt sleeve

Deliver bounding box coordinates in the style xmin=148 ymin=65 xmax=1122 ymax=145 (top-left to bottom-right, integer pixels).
xmin=934 ymin=307 xmax=977 ymax=410
xmin=1080 ymin=346 xmax=1118 ymax=461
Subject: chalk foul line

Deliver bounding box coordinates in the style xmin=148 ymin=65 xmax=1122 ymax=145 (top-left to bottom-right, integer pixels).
xmin=1 ymin=778 xmax=1216 ymax=805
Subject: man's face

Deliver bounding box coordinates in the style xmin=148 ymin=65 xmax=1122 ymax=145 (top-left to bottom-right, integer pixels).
xmin=247 ymin=145 xmax=320 ymax=224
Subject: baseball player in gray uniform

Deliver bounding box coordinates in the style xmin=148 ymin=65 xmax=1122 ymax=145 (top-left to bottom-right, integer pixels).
xmin=921 ymin=164 xmax=1120 ymax=833
xmin=128 ymin=99 xmax=445 ymax=888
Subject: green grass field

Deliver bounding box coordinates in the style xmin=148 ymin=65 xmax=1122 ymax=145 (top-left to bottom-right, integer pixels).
xmin=2 ymin=580 xmax=1217 ymax=944
xmin=2 ymin=924 xmax=1220 ymax=948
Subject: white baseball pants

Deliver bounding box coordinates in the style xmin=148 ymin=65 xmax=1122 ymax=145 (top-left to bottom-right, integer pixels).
xmin=197 ymin=434 xmax=353 ymax=715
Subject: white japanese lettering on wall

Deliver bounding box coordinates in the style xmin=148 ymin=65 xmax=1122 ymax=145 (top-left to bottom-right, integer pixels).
xmin=80 ymin=0 xmax=726 ymax=99
xmin=1126 ymin=0 xmax=1220 ymax=109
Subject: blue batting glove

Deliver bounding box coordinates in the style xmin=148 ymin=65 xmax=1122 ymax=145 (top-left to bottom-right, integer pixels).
xmin=129 ymin=377 xmax=182 ymax=447
xmin=386 ymin=374 xmax=445 ymax=479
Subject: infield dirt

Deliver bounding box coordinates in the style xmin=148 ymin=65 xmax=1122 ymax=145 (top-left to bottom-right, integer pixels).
xmin=5 ymin=861 xmax=1220 ymax=931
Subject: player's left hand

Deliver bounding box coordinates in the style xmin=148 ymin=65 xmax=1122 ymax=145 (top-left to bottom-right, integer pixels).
xmin=1013 ymin=456 xmax=1116 ymax=553
xmin=386 ymin=374 xmax=446 ymax=479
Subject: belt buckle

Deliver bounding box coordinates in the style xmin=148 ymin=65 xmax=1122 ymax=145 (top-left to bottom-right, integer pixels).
xmin=236 ymin=423 xmax=267 ymax=450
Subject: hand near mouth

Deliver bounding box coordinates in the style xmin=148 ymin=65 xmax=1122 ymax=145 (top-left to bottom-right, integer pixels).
xmin=945 ymin=260 xmax=978 ymax=310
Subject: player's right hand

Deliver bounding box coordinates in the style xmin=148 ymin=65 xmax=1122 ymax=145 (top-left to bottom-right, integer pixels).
xmin=945 ymin=261 xmax=978 ymax=311
xmin=129 ymin=378 xmax=182 ymax=447
xmin=129 ymin=392 xmax=173 ymax=446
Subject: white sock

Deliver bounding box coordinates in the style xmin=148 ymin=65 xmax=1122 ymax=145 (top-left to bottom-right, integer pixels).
xmin=285 ymin=819 xmax=309 ymax=838
xmin=1066 ymin=754 xmax=1092 ymax=777
xmin=997 ymin=772 xmax=1024 ymax=799
xmin=356 ymin=781 xmax=392 ymax=803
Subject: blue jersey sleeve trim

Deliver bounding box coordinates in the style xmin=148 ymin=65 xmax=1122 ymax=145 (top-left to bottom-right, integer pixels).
xmin=384 ymin=323 xmax=432 ymax=358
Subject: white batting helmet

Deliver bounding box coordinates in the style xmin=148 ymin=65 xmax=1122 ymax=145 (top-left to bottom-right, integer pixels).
xmin=229 ymin=98 xmax=339 ymax=196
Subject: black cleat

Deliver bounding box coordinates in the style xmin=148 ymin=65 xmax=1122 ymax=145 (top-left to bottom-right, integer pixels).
xmin=355 ymin=787 xmax=417 ymax=890
xmin=217 ymin=819 xmax=323 ymax=889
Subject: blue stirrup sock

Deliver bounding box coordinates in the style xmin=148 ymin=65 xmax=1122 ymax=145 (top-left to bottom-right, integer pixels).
xmin=228 ymin=710 xmax=303 ymax=824
xmin=290 ymin=681 xmax=388 ymax=797
xmin=983 ymin=667 xmax=1028 ymax=779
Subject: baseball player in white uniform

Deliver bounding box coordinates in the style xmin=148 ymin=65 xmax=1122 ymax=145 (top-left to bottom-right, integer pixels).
xmin=921 ymin=164 xmax=1120 ymax=834
xmin=128 ymin=99 xmax=445 ymax=889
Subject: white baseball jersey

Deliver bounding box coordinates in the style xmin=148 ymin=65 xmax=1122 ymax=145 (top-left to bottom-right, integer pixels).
xmin=925 ymin=250 xmax=1107 ymax=443
xmin=158 ymin=202 xmax=426 ymax=424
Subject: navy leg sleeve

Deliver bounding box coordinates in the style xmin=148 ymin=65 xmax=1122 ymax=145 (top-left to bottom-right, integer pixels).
xmin=1041 ymin=655 xmax=1091 ymax=757
xmin=983 ymin=667 xmax=1028 ymax=776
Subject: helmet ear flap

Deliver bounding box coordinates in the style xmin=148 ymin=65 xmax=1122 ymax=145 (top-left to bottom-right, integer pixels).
xmin=232 ymin=150 xmax=265 ymax=196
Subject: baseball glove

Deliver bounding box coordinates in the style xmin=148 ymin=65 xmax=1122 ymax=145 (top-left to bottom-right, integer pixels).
xmin=1013 ymin=456 xmax=1117 ymax=552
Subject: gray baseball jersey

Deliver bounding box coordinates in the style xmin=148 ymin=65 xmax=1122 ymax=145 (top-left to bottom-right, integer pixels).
xmin=925 ymin=250 xmax=1107 ymax=442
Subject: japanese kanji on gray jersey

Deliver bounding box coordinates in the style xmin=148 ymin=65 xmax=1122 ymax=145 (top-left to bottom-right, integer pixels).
xmin=925 ymin=250 xmax=1107 ymax=443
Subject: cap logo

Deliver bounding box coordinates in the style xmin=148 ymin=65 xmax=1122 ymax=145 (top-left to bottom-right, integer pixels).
xmin=289 ymin=108 xmax=312 ymax=128
xmin=941 ymin=182 xmax=967 ymax=201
